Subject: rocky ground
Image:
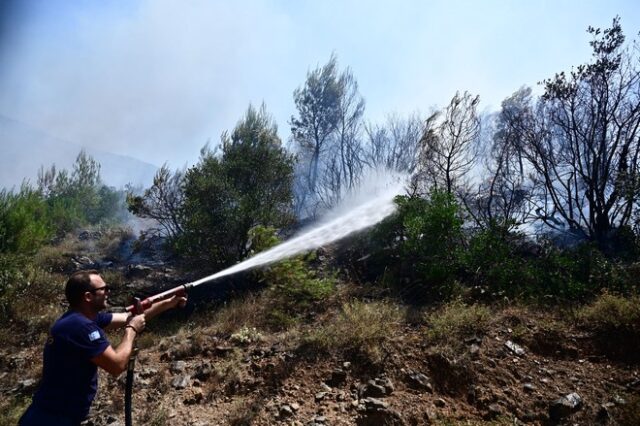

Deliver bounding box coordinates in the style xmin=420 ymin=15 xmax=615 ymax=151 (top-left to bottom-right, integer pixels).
xmin=1 ymin=231 xmax=639 ymax=425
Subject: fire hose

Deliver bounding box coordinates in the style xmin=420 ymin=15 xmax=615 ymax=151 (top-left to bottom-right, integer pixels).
xmin=122 ymin=283 xmax=192 ymax=426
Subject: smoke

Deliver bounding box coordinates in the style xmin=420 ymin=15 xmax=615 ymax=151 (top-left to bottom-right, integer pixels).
xmin=188 ymin=168 xmax=409 ymax=287
xmin=0 ymin=0 xmax=295 ymax=168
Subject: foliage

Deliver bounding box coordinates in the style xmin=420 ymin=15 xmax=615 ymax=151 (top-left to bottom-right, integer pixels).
xmin=371 ymin=190 xmax=464 ymax=302
xmin=0 ymin=186 xmax=52 ymax=254
xmin=290 ymin=53 xmax=366 ymax=215
xmin=38 ymin=150 xmax=122 ymax=232
xmin=176 ymin=104 xmax=295 ymax=270
xmin=249 ymin=225 xmax=335 ymax=330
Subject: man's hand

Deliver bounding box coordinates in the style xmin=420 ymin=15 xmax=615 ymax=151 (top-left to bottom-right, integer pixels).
xmin=169 ymin=295 xmax=188 ymax=309
xmin=128 ymin=314 xmax=146 ymax=333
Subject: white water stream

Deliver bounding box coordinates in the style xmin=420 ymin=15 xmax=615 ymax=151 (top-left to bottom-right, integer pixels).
xmin=187 ymin=173 xmax=407 ymax=288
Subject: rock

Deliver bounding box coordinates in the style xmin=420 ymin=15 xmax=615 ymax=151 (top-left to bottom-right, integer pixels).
xmin=193 ymin=362 xmax=213 ymax=381
xmin=597 ymin=402 xmax=615 ymax=422
xmin=279 ymin=405 xmax=294 ymax=418
xmin=470 ymin=343 xmax=481 ymax=356
xmin=523 ymin=383 xmax=536 ymax=392
xmin=315 ymin=392 xmax=328 ymax=401
xmin=326 ymin=368 xmax=347 ymax=386
xmin=361 ymin=380 xmax=388 ymax=398
xmin=504 ymin=340 xmax=526 ymax=356
xmin=127 ymin=264 xmax=153 ymax=278
xmin=486 ymin=404 xmax=502 ymax=419
xmin=434 ymin=398 xmax=446 ymax=408
xmin=405 ymin=371 xmax=433 ymax=393
xmin=184 ymin=389 xmax=204 ymax=405
xmin=171 ymin=374 xmax=191 ymax=389
xmin=171 ymin=360 xmax=187 ymax=374
xmin=320 ymin=382 xmax=332 ymax=392
xmin=13 ymin=379 xmax=38 ymax=394
xmin=363 ymin=397 xmax=388 ymax=410
xmin=290 ymin=402 xmax=300 ymax=412
xmin=376 ymin=377 xmax=394 ymax=394
xmin=214 ymin=345 xmax=235 ymax=356
xmin=549 ymin=392 xmax=582 ymax=421
xmin=356 ymin=398 xmax=404 ymax=426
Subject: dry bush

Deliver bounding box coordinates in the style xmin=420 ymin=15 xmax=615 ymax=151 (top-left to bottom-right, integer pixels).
xmin=227 ymin=397 xmax=262 ymax=426
xmin=198 ymin=293 xmax=267 ymax=336
xmin=577 ymin=292 xmax=640 ymax=362
xmin=95 ymin=227 xmax=134 ymax=258
xmin=302 ymin=300 xmax=403 ymax=363
xmin=425 ymin=300 xmax=491 ymax=349
xmin=578 ymin=292 xmax=640 ymax=328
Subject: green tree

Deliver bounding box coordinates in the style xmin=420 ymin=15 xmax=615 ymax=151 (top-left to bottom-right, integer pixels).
xmin=0 ymin=186 xmax=52 ymax=254
xmin=177 ymin=104 xmax=295 ymax=269
xmin=371 ymin=189 xmax=464 ymax=302
xmin=38 ymin=150 xmax=121 ymax=232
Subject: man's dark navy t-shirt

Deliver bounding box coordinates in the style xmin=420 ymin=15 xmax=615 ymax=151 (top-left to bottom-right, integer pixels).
xmin=32 ymin=311 xmax=112 ymax=422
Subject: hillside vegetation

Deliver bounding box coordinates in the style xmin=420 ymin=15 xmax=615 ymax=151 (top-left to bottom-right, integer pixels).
xmin=1 ymin=18 xmax=640 ymax=425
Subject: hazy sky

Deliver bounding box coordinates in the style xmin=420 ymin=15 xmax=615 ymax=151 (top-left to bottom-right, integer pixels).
xmin=1 ymin=0 xmax=639 ymax=168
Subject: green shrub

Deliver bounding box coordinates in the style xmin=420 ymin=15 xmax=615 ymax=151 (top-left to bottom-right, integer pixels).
xmin=461 ymin=225 xmax=533 ymax=298
xmin=249 ymin=226 xmax=335 ymax=329
xmin=0 ymin=187 xmax=53 ymax=255
xmin=370 ymin=190 xmax=464 ymax=303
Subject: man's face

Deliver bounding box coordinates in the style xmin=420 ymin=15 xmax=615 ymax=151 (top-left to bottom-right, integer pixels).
xmin=87 ymin=274 xmax=110 ymax=310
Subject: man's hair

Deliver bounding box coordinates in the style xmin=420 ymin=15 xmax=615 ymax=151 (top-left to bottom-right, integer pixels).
xmin=65 ymin=269 xmax=100 ymax=308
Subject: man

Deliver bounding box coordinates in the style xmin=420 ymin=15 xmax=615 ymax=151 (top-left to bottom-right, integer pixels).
xmin=19 ymin=269 xmax=187 ymax=425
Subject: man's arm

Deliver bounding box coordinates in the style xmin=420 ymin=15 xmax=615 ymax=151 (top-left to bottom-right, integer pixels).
xmin=104 ymin=312 xmax=130 ymax=330
xmin=144 ymin=295 xmax=187 ymax=320
xmin=91 ymin=314 xmax=145 ymax=376
xmin=104 ymin=295 xmax=187 ymax=331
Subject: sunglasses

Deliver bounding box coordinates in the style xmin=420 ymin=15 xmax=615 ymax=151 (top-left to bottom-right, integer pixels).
xmin=88 ymin=285 xmax=111 ymax=294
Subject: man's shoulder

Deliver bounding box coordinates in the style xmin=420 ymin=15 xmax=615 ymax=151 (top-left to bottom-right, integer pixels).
xmin=54 ymin=311 xmax=90 ymax=326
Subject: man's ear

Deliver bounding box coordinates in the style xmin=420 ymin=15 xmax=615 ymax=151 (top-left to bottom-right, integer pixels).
xmin=82 ymin=291 xmax=93 ymax=304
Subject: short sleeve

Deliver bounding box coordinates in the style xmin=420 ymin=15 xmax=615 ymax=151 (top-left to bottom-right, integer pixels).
xmin=67 ymin=322 xmax=110 ymax=359
xmin=96 ymin=312 xmax=113 ymax=328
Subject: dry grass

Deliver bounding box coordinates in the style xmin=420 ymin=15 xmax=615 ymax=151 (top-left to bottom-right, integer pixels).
xmin=196 ymin=293 xmax=267 ymax=336
xmin=227 ymin=397 xmax=262 ymax=426
xmin=301 ymin=300 xmax=404 ymax=363
xmin=577 ymin=292 xmax=640 ymax=328
xmin=425 ymin=300 xmax=491 ymax=348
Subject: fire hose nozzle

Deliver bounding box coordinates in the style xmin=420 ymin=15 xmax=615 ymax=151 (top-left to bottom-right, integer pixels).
xmin=125 ymin=284 xmax=188 ymax=314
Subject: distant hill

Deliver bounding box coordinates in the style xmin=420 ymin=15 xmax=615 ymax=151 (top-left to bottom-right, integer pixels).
xmin=0 ymin=115 xmax=158 ymax=190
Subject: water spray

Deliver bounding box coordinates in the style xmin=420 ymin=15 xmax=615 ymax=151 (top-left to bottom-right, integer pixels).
xmin=122 ymin=171 xmax=406 ymax=425
xmin=126 ymin=171 xmax=407 ymax=314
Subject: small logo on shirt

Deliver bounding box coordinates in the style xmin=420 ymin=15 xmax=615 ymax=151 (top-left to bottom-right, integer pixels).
xmin=88 ymin=330 xmax=101 ymax=341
